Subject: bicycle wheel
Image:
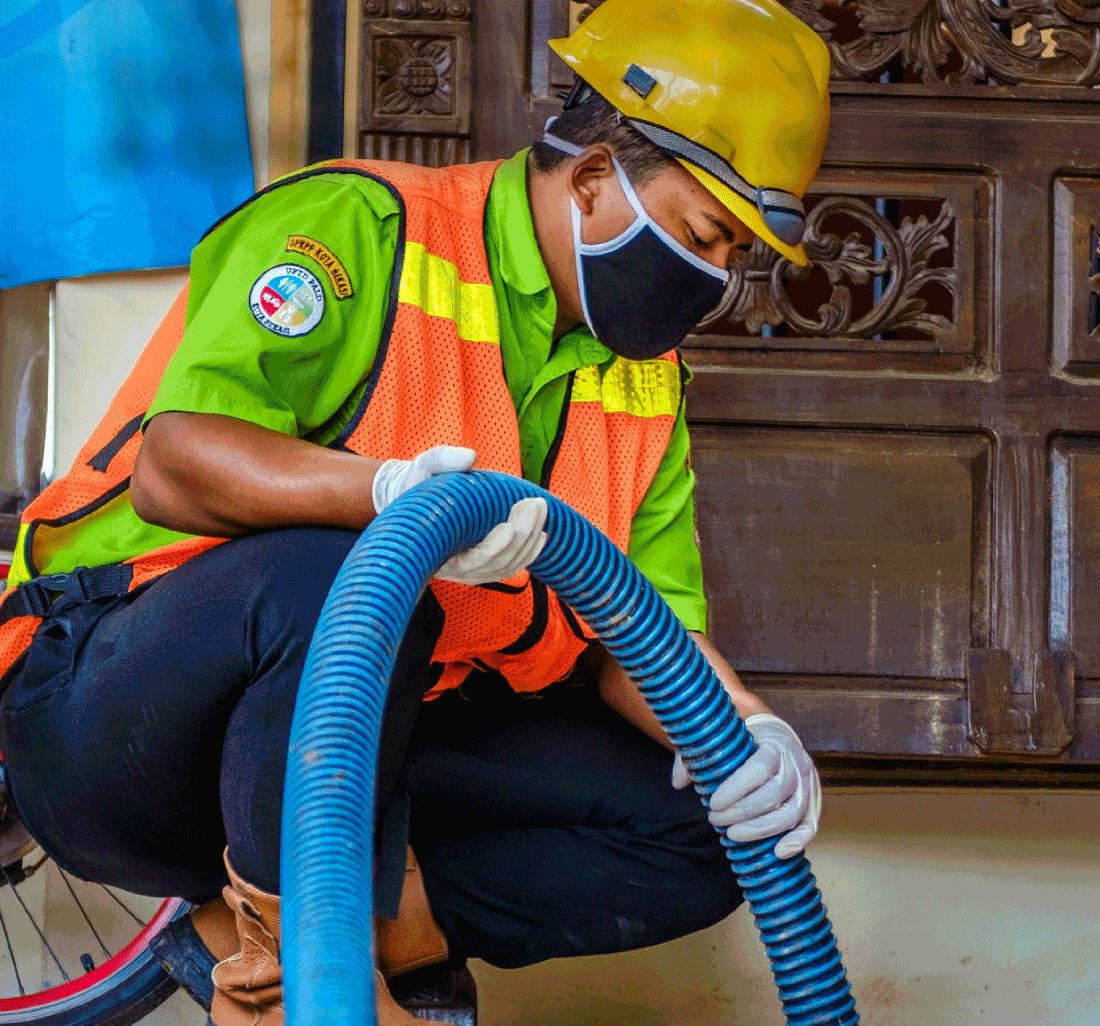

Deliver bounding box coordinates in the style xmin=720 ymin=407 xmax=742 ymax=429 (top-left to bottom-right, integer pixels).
xmin=0 ymin=774 xmax=186 ymax=1026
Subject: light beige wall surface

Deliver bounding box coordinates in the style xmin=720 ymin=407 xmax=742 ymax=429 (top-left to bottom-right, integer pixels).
xmin=474 ymin=790 xmax=1100 ymax=1026
xmin=53 ymin=271 xmax=188 ymax=478
xmin=120 ymin=789 xmax=1098 ymax=1026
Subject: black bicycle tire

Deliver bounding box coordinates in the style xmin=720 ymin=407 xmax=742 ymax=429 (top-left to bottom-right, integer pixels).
xmin=0 ymin=903 xmax=186 ymax=1026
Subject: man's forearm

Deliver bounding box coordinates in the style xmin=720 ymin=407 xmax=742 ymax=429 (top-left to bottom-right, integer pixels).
xmin=597 ymin=630 xmax=769 ymax=750
xmin=132 ymin=411 xmax=384 ymax=537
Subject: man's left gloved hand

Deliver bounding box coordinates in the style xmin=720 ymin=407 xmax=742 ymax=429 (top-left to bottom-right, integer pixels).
xmin=435 ymin=496 xmax=548 ymax=585
xmin=672 ymin=712 xmax=821 ymax=859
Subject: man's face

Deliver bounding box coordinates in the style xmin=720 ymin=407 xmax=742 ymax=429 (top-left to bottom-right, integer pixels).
xmin=577 ymin=155 xmax=755 ymax=274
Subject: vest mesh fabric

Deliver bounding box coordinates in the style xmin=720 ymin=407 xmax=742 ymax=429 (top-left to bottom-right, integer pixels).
xmin=1 ymin=160 xmax=682 ymax=697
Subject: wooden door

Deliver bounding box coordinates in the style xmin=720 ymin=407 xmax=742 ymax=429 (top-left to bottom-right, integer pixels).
xmin=318 ymin=0 xmax=1100 ymax=781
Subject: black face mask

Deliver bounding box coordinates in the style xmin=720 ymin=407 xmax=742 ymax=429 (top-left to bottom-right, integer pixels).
xmin=571 ymin=158 xmax=730 ymax=360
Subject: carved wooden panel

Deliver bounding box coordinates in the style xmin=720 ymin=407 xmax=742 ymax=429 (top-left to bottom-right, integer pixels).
xmin=1053 ymin=177 xmax=1100 ymax=377
xmin=784 ymin=0 xmax=1100 ymax=92
xmin=357 ymin=0 xmax=472 ymax=165
xmin=691 ymin=427 xmax=990 ymax=755
xmin=1049 ymin=439 xmax=1100 ymax=677
xmin=530 ymin=0 xmax=1100 ymax=102
xmin=1049 ymin=438 xmax=1100 ymax=758
xmin=685 ymin=170 xmax=990 ymax=375
xmin=693 ymin=428 xmax=988 ymax=677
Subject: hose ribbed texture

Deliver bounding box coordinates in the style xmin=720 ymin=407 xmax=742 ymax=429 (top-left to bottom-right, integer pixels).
xmin=281 ymin=471 xmax=859 ymax=1026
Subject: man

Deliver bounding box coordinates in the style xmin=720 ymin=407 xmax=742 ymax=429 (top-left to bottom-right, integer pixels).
xmin=0 ymin=0 xmax=831 ymax=1022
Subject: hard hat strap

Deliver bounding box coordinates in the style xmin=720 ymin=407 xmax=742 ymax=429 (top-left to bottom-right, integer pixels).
xmin=541 ymin=127 xmax=583 ymax=157
xmin=544 ymin=116 xmax=805 ymax=248
xmin=625 ymin=118 xmax=807 ymax=247
xmin=561 ymin=76 xmax=597 ymax=110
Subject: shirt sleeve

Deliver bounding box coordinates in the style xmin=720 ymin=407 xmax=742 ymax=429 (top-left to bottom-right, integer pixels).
xmin=145 ymin=172 xmax=402 ymax=441
xmin=627 ymin=378 xmax=708 ymax=634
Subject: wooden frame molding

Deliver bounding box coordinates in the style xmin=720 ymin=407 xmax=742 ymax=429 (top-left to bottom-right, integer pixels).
xmin=0 ymin=283 xmax=50 ymax=546
xmin=269 ymin=0 xmax=312 ymax=180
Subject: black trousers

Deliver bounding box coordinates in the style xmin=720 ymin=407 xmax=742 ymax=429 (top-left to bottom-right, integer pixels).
xmin=0 ymin=529 xmax=742 ymax=969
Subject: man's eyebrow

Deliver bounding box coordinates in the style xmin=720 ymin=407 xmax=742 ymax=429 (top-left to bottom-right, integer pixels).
xmin=704 ymin=213 xmax=736 ymax=243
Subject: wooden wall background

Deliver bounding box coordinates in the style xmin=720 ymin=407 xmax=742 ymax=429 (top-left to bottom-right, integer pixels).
xmin=293 ymin=0 xmax=1100 ymax=784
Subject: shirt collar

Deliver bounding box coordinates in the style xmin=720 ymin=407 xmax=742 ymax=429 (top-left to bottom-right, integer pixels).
xmin=484 ymin=148 xmax=552 ymax=298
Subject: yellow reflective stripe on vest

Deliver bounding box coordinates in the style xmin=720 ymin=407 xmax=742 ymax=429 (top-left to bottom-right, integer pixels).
xmin=6 ymin=523 xmax=32 ymax=588
xmin=572 ymin=359 xmax=680 ymax=418
xmin=398 ymin=242 xmax=499 ymax=344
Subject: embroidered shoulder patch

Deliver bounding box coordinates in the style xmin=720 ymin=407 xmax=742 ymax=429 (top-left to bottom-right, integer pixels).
xmin=250 ymin=264 xmax=325 ymax=337
xmin=286 ymin=235 xmax=354 ymax=299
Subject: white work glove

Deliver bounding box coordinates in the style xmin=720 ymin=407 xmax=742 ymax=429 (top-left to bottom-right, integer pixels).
xmin=672 ymin=713 xmax=821 ymax=860
xmin=435 ymin=496 xmax=547 ymax=585
xmin=371 ymin=445 xmax=477 ymax=514
xmin=371 ymin=445 xmax=548 ymax=585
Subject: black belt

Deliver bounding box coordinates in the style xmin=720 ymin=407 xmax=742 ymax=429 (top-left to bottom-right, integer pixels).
xmin=0 ymin=564 xmax=134 ymax=626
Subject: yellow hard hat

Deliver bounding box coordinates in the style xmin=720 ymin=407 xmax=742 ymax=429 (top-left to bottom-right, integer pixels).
xmin=548 ymin=0 xmax=831 ymax=266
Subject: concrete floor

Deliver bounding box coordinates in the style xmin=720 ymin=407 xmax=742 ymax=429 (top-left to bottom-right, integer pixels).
xmin=471 ymin=789 xmax=1100 ymax=1026
xmin=118 ymin=788 xmax=1100 ymax=1026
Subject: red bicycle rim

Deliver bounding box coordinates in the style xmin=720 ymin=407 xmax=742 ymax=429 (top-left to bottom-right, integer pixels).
xmin=0 ymin=898 xmax=182 ymax=1011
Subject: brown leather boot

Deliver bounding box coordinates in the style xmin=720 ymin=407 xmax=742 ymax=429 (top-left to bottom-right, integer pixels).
xmin=210 ymin=856 xmax=284 ymax=1026
xmin=190 ymin=896 xmax=239 ymax=962
xmin=209 ymin=851 xmax=431 ymax=1026
xmin=375 ymin=847 xmax=449 ymax=978
xmin=375 ymin=970 xmax=426 ymax=1025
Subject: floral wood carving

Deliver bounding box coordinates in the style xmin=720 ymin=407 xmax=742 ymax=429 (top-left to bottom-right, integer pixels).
xmin=697 ymin=196 xmax=957 ymax=340
xmin=363 ymin=0 xmax=471 ymax=19
xmin=375 ymin=37 xmax=454 ymax=116
xmin=783 ymin=0 xmax=1100 ymax=86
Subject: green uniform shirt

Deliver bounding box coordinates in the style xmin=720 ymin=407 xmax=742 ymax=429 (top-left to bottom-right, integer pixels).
xmin=62 ymin=151 xmax=708 ymax=631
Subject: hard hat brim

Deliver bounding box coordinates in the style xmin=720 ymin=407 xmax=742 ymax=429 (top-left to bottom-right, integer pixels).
xmin=678 ymin=161 xmax=808 ymax=268
xmin=548 ymin=21 xmax=816 ymax=268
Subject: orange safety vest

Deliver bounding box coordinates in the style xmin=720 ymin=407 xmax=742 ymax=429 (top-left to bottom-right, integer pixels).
xmin=0 ymin=159 xmax=683 ymax=696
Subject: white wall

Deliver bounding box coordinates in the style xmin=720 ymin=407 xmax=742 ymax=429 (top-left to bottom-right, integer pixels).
xmin=53 ymin=270 xmax=188 ymax=478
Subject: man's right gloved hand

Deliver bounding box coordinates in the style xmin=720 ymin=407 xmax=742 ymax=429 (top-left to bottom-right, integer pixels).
xmin=372 ymin=445 xmax=478 ymax=514
xmin=371 ymin=445 xmax=548 ymax=585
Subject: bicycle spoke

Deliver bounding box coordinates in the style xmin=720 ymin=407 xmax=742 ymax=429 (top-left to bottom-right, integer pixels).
xmin=99 ymin=885 xmax=147 ymax=928
xmin=22 ymin=853 xmax=48 ymax=879
xmin=1 ymin=864 xmax=69 ymax=982
xmin=0 ymin=903 xmax=24 ymax=996
xmin=57 ymin=869 xmax=111 ymax=960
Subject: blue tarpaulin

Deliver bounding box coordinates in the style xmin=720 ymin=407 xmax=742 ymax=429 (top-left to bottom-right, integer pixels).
xmin=0 ymin=0 xmax=255 ymax=288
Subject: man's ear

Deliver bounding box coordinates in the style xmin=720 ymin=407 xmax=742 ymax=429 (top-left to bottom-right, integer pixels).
xmin=566 ymin=145 xmax=617 ymax=217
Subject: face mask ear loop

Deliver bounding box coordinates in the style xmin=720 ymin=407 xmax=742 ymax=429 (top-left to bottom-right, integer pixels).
xmin=609 ymin=158 xmax=650 ymax=222
xmin=611 ymin=156 xmax=729 ymax=285
xmin=543 ymin=137 xmax=648 ymax=222
xmin=570 ymin=199 xmax=599 ymax=337
xmin=542 ymin=132 xmax=583 ymax=157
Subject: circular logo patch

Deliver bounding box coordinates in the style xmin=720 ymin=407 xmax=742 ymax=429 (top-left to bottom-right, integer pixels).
xmin=250 ymin=264 xmax=325 ymax=337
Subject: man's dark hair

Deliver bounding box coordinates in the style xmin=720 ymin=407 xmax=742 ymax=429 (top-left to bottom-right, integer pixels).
xmin=530 ymin=90 xmax=677 ymax=187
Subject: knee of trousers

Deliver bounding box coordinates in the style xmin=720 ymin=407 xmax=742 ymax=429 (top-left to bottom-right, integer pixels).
xmin=240 ymin=528 xmax=364 ymax=646
xmin=646 ymin=821 xmax=746 ymax=939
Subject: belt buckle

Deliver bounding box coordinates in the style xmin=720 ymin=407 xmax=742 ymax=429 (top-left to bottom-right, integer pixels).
xmin=22 ymin=570 xmax=89 ymax=618
xmin=52 ymin=568 xmax=96 ymax=613
xmin=18 ymin=574 xmax=68 ymax=618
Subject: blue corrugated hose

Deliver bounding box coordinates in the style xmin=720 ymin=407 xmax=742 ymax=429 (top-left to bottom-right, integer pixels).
xmin=281 ymin=471 xmax=860 ymax=1026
